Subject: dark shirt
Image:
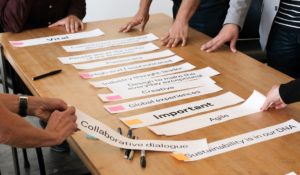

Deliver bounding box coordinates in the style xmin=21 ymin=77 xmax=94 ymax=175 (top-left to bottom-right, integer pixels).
xmin=0 ymin=0 xmax=86 ymax=33
xmin=172 ymin=0 xmax=230 ymax=37
xmin=279 ymin=79 xmax=300 ymax=104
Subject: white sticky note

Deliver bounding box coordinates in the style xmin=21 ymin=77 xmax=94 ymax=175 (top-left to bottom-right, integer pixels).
xmin=76 ymin=109 xmax=208 ymax=152
xmin=58 ymin=43 xmax=159 ymax=64
xmin=172 ymin=119 xmax=300 ymax=161
xmin=73 ymin=50 xmax=175 ymax=70
xmin=90 ymin=63 xmax=196 ymax=88
xmin=149 ymin=90 xmax=266 ymax=136
xmin=107 ymin=68 xmax=219 ymax=94
xmin=79 ymin=55 xmax=183 ymax=79
xmin=120 ymin=92 xmax=244 ymax=128
xmin=10 ymin=29 xmax=104 ymax=47
xmin=63 ymin=33 xmax=159 ymax=52
xmin=104 ymin=84 xmax=222 ymax=113
xmin=98 ymin=78 xmax=216 ymax=101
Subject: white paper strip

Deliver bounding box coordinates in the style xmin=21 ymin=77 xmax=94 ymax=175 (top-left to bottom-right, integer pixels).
xmin=90 ymin=63 xmax=196 ymax=88
xmin=149 ymin=90 xmax=266 ymax=136
xmin=172 ymin=119 xmax=300 ymax=161
xmin=63 ymin=33 xmax=159 ymax=52
xmin=58 ymin=43 xmax=159 ymax=64
xmin=73 ymin=50 xmax=175 ymax=70
xmin=76 ymin=109 xmax=208 ymax=152
xmin=108 ymin=68 xmax=219 ymax=94
xmin=104 ymin=84 xmax=223 ymax=113
xmin=99 ymin=78 xmax=216 ymax=102
xmin=120 ymin=92 xmax=244 ymax=128
xmin=10 ymin=29 xmax=104 ymax=47
xmin=79 ymin=56 xmax=183 ymax=79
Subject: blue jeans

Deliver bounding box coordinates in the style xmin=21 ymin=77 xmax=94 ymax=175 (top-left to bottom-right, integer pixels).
xmin=172 ymin=0 xmax=229 ymax=37
xmin=266 ymin=23 xmax=300 ymax=78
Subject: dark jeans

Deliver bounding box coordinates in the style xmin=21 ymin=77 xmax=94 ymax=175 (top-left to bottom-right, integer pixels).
xmin=266 ymin=23 xmax=300 ymax=78
xmin=172 ymin=0 xmax=229 ymax=37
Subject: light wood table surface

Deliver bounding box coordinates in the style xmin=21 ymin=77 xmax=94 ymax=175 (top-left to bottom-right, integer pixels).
xmin=1 ymin=14 xmax=300 ymax=175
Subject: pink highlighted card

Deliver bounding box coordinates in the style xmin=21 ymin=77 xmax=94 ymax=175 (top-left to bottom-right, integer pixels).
xmin=79 ymin=73 xmax=93 ymax=79
xmin=107 ymin=105 xmax=125 ymax=112
xmin=106 ymin=95 xmax=123 ymax=101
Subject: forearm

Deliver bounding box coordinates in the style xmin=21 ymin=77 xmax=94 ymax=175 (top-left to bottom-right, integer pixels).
xmin=0 ymin=104 xmax=57 ymax=147
xmin=0 ymin=0 xmax=34 ymax=32
xmin=68 ymin=0 xmax=86 ymax=20
xmin=223 ymin=0 xmax=252 ymax=29
xmin=138 ymin=0 xmax=152 ymax=14
xmin=174 ymin=0 xmax=200 ymax=25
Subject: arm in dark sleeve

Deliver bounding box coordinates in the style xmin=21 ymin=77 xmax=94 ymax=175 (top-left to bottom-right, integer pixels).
xmin=0 ymin=0 xmax=34 ymax=32
xmin=68 ymin=0 xmax=86 ymax=20
xmin=279 ymin=79 xmax=300 ymax=104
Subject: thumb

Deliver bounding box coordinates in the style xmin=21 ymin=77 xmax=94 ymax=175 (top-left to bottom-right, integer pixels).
xmin=140 ymin=20 xmax=146 ymax=32
xmin=48 ymin=20 xmax=64 ymax=28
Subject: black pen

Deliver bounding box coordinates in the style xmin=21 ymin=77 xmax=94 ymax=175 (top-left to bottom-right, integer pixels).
xmin=32 ymin=69 xmax=62 ymax=81
xmin=117 ymin=127 xmax=123 ymax=151
xmin=140 ymin=149 xmax=146 ymax=168
xmin=124 ymin=128 xmax=133 ymax=159
xmin=128 ymin=136 xmax=138 ymax=160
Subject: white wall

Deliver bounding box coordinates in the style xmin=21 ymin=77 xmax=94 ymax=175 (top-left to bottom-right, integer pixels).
xmin=84 ymin=0 xmax=173 ymax=22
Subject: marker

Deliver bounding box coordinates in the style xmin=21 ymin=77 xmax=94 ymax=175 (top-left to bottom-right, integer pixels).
xmin=140 ymin=149 xmax=146 ymax=168
xmin=32 ymin=69 xmax=62 ymax=81
xmin=128 ymin=136 xmax=138 ymax=160
xmin=117 ymin=127 xmax=123 ymax=150
xmin=124 ymin=128 xmax=132 ymax=159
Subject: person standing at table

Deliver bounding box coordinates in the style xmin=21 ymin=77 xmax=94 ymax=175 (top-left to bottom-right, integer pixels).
xmin=201 ymin=0 xmax=300 ymax=78
xmin=119 ymin=0 xmax=230 ymax=47
xmin=261 ymin=79 xmax=300 ymax=110
xmin=0 ymin=0 xmax=86 ymax=33
xmin=0 ymin=93 xmax=77 ymax=147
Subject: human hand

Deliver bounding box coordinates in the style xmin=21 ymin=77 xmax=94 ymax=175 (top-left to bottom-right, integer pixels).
xmin=49 ymin=15 xmax=84 ymax=33
xmin=201 ymin=24 xmax=239 ymax=52
xmin=261 ymin=85 xmax=287 ymax=111
xmin=161 ymin=21 xmax=188 ymax=48
xmin=28 ymin=96 xmax=68 ymax=121
xmin=45 ymin=106 xmax=77 ymax=145
xmin=119 ymin=10 xmax=149 ymax=32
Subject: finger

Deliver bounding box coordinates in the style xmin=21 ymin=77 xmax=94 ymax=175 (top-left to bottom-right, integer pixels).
xmin=207 ymin=39 xmax=225 ymax=52
xmin=172 ymin=38 xmax=181 ymax=48
xmin=161 ymin=35 xmax=170 ymax=46
xmin=70 ymin=18 xmax=75 ymax=33
xmin=230 ymin=38 xmax=238 ymax=53
xmin=166 ymin=38 xmax=175 ymax=48
xmin=80 ymin=21 xmax=84 ymax=31
xmin=74 ymin=21 xmax=79 ymax=32
xmin=48 ymin=21 xmax=60 ymax=28
xmin=261 ymin=100 xmax=271 ymax=111
xmin=123 ymin=23 xmax=134 ymax=32
xmin=140 ymin=20 xmax=146 ymax=32
xmin=275 ymin=103 xmax=287 ymax=109
xmin=65 ymin=19 xmax=70 ymax=33
xmin=182 ymin=37 xmax=187 ymax=47
xmin=119 ymin=24 xmax=128 ymax=32
xmin=201 ymin=38 xmax=217 ymax=51
xmin=65 ymin=106 xmax=76 ymax=115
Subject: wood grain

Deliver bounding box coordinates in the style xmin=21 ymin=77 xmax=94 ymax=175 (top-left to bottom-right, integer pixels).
xmin=1 ymin=14 xmax=300 ymax=175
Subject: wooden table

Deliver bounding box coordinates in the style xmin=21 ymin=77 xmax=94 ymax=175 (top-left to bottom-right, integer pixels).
xmin=1 ymin=14 xmax=300 ymax=175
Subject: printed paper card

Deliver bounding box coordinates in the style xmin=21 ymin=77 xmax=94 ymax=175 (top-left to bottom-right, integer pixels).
xmin=149 ymin=90 xmax=266 ymax=136
xmin=63 ymin=33 xmax=159 ymax=52
xmin=172 ymin=119 xmax=300 ymax=161
xmin=58 ymin=43 xmax=159 ymax=64
xmin=120 ymin=92 xmax=244 ymax=128
xmin=99 ymin=79 xmax=218 ymax=102
xmin=79 ymin=56 xmax=183 ymax=79
xmin=104 ymin=84 xmax=223 ymax=113
xmin=107 ymin=68 xmax=219 ymax=94
xmin=76 ymin=109 xmax=208 ymax=152
xmin=73 ymin=50 xmax=174 ymax=70
xmin=90 ymin=63 xmax=195 ymax=88
xmin=10 ymin=29 xmax=104 ymax=47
